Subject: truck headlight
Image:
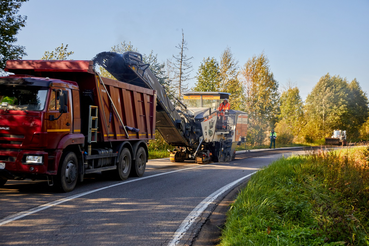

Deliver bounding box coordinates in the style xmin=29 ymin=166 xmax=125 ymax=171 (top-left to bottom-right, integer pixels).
xmin=25 ymin=155 xmax=43 ymax=164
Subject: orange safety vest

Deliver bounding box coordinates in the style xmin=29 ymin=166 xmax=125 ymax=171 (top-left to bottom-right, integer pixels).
xmin=218 ymin=102 xmax=230 ymax=116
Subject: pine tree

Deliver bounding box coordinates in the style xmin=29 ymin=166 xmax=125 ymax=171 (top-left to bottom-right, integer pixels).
xmin=193 ymin=57 xmax=220 ymax=92
xmin=219 ymin=48 xmax=244 ymax=110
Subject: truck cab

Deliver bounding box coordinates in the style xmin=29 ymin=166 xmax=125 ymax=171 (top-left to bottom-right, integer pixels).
xmin=0 ymin=75 xmax=83 ymax=188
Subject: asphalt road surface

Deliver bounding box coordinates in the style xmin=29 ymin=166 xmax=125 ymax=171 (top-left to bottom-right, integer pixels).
xmin=0 ymin=147 xmax=309 ymax=246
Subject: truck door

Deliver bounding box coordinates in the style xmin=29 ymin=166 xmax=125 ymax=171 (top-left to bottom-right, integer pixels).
xmin=45 ymin=88 xmax=72 ymax=149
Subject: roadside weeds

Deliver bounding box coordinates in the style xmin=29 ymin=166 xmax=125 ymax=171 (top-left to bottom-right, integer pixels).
xmin=219 ymin=147 xmax=369 ymax=246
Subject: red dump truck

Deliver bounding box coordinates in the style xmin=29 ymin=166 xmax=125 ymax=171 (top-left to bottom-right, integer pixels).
xmin=0 ymin=60 xmax=156 ymax=192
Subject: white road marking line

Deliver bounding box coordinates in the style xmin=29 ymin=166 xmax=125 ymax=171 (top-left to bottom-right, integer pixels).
xmin=168 ymin=171 xmax=257 ymax=246
xmin=0 ymin=165 xmax=201 ymax=226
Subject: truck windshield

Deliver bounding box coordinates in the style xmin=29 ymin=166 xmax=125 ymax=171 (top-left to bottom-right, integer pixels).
xmin=0 ymin=86 xmax=48 ymax=111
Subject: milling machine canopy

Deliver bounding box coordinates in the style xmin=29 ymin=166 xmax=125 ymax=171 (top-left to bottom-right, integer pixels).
xmin=182 ymin=92 xmax=230 ymax=110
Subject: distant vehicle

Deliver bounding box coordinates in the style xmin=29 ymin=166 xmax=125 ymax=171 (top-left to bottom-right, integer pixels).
xmin=325 ymin=130 xmax=347 ymax=146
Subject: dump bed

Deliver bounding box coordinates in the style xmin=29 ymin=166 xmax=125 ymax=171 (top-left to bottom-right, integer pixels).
xmin=5 ymin=60 xmax=157 ymax=143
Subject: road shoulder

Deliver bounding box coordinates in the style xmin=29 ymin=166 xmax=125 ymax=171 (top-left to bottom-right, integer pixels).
xmin=192 ymin=179 xmax=250 ymax=246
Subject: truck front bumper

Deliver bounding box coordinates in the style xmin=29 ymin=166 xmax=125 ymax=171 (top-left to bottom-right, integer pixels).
xmin=0 ymin=149 xmax=57 ymax=179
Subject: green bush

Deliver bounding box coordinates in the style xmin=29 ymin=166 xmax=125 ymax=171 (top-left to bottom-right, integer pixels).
xmin=147 ymin=131 xmax=173 ymax=159
xmin=276 ymin=132 xmax=294 ymax=145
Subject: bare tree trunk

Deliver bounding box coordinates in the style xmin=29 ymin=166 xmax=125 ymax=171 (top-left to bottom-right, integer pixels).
xmin=178 ymin=32 xmax=184 ymax=98
xmin=172 ymin=29 xmax=193 ymax=99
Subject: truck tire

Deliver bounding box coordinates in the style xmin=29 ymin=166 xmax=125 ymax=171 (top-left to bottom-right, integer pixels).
xmin=211 ymin=143 xmax=221 ymax=162
xmin=117 ymin=148 xmax=131 ymax=180
xmin=57 ymin=152 xmax=78 ymax=192
xmin=0 ymin=177 xmax=7 ymax=187
xmin=131 ymin=147 xmax=146 ymax=177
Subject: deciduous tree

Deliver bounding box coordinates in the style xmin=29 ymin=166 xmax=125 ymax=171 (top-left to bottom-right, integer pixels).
xmin=240 ymin=53 xmax=279 ymax=145
xmin=41 ymin=43 xmax=74 ymax=60
xmin=0 ymin=0 xmax=28 ymax=69
xmin=346 ymin=79 xmax=369 ymax=140
xmin=276 ymin=86 xmax=304 ymax=143
xmin=303 ymin=73 xmax=349 ymax=141
xmin=111 ymin=41 xmax=137 ymax=54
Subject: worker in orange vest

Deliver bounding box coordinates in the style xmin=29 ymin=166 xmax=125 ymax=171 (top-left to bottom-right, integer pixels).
xmin=218 ymin=99 xmax=230 ymax=115
xmin=217 ymin=99 xmax=230 ymax=129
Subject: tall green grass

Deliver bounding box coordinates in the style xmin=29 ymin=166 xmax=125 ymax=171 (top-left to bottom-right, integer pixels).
xmin=219 ymin=147 xmax=369 ymax=245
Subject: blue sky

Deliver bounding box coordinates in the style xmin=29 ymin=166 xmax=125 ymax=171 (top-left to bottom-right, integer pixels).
xmin=16 ymin=0 xmax=369 ymax=100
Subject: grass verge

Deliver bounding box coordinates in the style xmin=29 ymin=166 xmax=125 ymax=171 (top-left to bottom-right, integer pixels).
xmin=219 ymin=147 xmax=369 ymax=245
xmin=148 ymin=149 xmax=170 ymax=159
xmin=235 ymin=143 xmax=312 ymax=151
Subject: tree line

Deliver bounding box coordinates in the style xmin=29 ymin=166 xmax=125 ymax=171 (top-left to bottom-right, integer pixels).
xmin=38 ymin=41 xmax=369 ymax=145
xmin=2 ymin=0 xmax=369 ymax=145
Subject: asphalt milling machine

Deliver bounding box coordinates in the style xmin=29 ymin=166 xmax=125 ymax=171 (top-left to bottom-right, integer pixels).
xmin=93 ymin=51 xmax=248 ymax=163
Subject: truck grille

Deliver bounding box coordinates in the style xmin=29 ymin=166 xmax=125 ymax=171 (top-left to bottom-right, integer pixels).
xmin=0 ymin=140 xmax=22 ymax=145
xmin=0 ymin=134 xmax=25 ymax=138
xmin=0 ymin=156 xmax=16 ymax=162
xmin=0 ymin=134 xmax=24 ymax=145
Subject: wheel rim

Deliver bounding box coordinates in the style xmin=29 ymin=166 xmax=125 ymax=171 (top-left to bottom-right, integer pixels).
xmin=122 ymin=155 xmax=129 ymax=173
xmin=65 ymin=161 xmax=76 ymax=184
xmin=137 ymin=152 xmax=144 ymax=171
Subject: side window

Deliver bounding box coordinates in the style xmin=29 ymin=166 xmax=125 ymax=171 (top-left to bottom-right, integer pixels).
xmin=48 ymin=89 xmax=68 ymax=112
xmin=48 ymin=90 xmax=60 ymax=111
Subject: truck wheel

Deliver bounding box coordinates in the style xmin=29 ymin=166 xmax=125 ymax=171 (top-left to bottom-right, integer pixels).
xmin=57 ymin=152 xmax=78 ymax=192
xmin=0 ymin=177 xmax=7 ymax=187
xmin=131 ymin=147 xmax=146 ymax=177
xmin=117 ymin=148 xmax=131 ymax=180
